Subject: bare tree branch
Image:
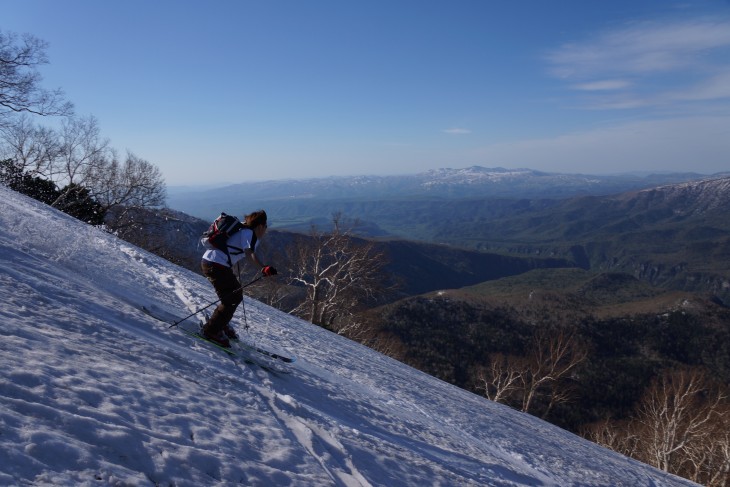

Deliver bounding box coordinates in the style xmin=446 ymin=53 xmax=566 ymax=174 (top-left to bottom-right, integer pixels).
xmin=520 ymin=327 xmax=588 ymax=414
xmin=474 ymin=353 xmax=527 ymax=404
xmin=0 ymin=30 xmax=73 ymax=127
xmin=0 ymin=114 xmax=60 ymax=176
xmin=636 ymin=367 xmax=728 ymax=476
xmin=286 ymin=213 xmax=389 ymax=336
xmin=585 ymin=366 xmax=730 ymax=486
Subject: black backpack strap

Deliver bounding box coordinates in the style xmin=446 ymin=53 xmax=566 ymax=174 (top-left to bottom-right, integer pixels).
xmin=224 ymin=225 xmax=256 ymax=266
xmin=227 ymin=245 xmax=245 ymax=255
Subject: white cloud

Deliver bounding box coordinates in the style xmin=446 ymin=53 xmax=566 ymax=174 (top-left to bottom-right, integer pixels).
xmin=571 ymin=80 xmax=631 ymax=91
xmin=545 ymin=17 xmax=730 ymax=110
xmin=547 ymin=18 xmax=730 ymax=78
xmin=443 ymin=128 xmax=472 ymax=135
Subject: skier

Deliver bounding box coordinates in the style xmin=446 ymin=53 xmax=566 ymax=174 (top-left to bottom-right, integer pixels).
xmin=200 ymin=210 xmax=277 ymax=347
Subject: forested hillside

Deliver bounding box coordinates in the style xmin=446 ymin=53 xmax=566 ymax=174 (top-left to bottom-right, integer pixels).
xmin=359 ymin=268 xmax=730 ymax=483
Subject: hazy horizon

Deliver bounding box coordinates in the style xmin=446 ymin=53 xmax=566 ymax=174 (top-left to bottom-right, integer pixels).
xmin=5 ymin=1 xmax=730 ymax=185
xmin=165 ymin=165 xmax=728 ymax=192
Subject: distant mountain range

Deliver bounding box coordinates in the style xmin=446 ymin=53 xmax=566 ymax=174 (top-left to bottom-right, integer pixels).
xmin=167 ymin=166 xmax=724 ymax=221
xmin=449 ymin=176 xmax=730 ymax=300
xmin=165 ymin=168 xmax=730 ymax=303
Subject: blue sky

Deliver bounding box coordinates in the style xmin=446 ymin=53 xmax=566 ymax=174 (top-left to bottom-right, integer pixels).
xmin=4 ymin=0 xmax=730 ymax=185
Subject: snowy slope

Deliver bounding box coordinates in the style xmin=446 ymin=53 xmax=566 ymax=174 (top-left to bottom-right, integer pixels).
xmin=0 ymin=185 xmax=697 ymax=487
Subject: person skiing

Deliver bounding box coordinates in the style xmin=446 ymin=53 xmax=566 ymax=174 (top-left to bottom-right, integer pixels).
xmin=200 ymin=209 xmax=277 ymax=347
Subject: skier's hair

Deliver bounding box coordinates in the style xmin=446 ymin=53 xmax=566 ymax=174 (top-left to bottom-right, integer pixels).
xmin=244 ymin=210 xmax=267 ymax=229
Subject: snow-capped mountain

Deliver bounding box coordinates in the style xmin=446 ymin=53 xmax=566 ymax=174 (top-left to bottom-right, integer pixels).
xmin=0 ymin=184 xmax=697 ymax=486
xmin=627 ymin=176 xmax=730 ymax=215
xmin=420 ymin=166 xmax=569 ymax=186
xmin=166 ymin=166 xmax=716 ymax=222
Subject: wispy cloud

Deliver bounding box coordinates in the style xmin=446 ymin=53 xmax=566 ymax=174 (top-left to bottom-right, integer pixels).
xmin=443 ymin=127 xmax=472 ymax=135
xmin=666 ymin=69 xmax=730 ymax=102
xmin=477 ymin=115 xmax=730 ymax=174
xmin=571 ymin=80 xmax=632 ymax=91
xmin=545 ymin=17 xmax=730 ymax=109
xmin=547 ymin=18 xmax=730 ymax=77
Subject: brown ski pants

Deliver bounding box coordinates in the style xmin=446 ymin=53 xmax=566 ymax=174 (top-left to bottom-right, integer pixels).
xmin=200 ymin=260 xmax=243 ymax=334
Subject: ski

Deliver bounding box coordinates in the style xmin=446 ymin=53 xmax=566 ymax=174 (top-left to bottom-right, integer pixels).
xmin=141 ymin=306 xmax=296 ymax=364
xmin=178 ymin=326 xmax=237 ymax=356
xmin=235 ymin=340 xmax=296 ymax=363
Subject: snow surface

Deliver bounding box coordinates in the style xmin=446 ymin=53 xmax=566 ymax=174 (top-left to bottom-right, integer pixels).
xmin=0 ymin=185 xmax=697 ymax=487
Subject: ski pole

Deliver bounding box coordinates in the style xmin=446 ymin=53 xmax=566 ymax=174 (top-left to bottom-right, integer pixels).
xmin=168 ymin=274 xmax=264 ymax=328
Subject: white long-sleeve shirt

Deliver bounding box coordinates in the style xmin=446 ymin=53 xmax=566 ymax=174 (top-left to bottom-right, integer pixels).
xmin=202 ymin=227 xmax=259 ymax=267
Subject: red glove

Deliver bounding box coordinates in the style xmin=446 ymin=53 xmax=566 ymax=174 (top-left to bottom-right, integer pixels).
xmin=262 ymin=265 xmax=278 ymax=277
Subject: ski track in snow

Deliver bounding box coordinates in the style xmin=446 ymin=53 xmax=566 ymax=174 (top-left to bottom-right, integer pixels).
xmin=0 ymin=185 xmax=699 ymax=487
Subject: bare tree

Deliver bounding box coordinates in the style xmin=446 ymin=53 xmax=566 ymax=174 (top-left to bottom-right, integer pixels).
xmin=476 ymin=326 xmax=587 ymax=418
xmin=88 ymin=151 xmax=166 ymax=223
xmin=587 ymin=367 xmax=730 ymax=486
xmin=0 ymin=30 xmax=72 ymax=127
xmin=53 ymin=115 xmax=111 ymax=187
xmin=473 ymin=353 xmax=527 ymax=403
xmin=248 ymin=273 xmax=293 ymax=311
xmin=286 ymin=213 xmax=389 ymax=336
xmin=698 ymin=410 xmax=730 ymax=487
xmin=0 ymin=114 xmax=60 ymax=175
xmin=1 ymin=113 xmax=166 ymax=226
xmin=520 ymin=327 xmax=588 ymax=416
xmin=0 ymin=32 xmax=166 ymax=226
xmin=636 ymin=367 xmax=728 ymax=477
xmin=683 ymin=406 xmax=730 ymax=487
xmin=583 ymin=418 xmax=642 ymax=459
xmin=49 ymin=117 xmax=167 ymax=221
